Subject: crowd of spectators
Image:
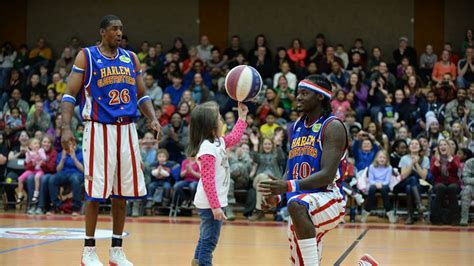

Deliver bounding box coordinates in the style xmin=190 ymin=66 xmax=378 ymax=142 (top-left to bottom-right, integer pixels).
xmin=0 ymin=29 xmax=473 ymax=225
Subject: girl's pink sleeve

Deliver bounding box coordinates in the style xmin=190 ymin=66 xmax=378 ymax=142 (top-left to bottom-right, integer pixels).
xmin=198 ymin=154 xmax=221 ymax=209
xmin=223 ymin=119 xmax=247 ymax=148
xmin=38 ymin=148 xmax=47 ymax=160
xmin=25 ymin=151 xmax=32 ymax=163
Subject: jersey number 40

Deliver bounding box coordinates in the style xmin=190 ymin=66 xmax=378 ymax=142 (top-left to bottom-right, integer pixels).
xmin=109 ymin=89 xmax=131 ymax=105
xmin=292 ymin=162 xmax=311 ymax=179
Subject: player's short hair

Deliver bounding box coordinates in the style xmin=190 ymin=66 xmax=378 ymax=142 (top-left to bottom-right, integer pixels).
xmin=100 ymin=14 xmax=121 ymax=29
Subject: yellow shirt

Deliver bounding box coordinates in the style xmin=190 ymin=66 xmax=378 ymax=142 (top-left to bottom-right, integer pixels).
xmin=260 ymin=123 xmax=279 ymax=139
xmin=47 ymin=82 xmax=67 ymax=95
xmin=29 ymin=47 xmax=53 ymax=60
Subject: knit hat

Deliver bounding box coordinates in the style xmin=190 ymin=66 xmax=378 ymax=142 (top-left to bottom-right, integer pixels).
xmin=425 ymin=111 xmax=438 ymax=132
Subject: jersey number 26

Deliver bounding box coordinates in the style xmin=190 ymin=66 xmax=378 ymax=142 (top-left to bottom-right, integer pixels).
xmin=109 ymin=89 xmax=131 ymax=105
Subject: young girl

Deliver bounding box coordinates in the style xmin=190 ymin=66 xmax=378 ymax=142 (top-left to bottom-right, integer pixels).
xmin=16 ymin=138 xmax=47 ymax=204
xmin=189 ymin=101 xmax=248 ymax=266
xmin=360 ymin=151 xmax=397 ymax=224
xmin=331 ymin=89 xmax=351 ymax=121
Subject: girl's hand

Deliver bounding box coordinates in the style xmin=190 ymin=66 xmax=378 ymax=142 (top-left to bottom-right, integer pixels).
xmin=237 ymin=102 xmax=249 ymax=120
xmin=212 ymin=208 xmax=227 ymax=221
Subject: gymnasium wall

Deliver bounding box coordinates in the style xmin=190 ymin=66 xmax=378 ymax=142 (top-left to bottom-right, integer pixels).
xmin=21 ymin=0 xmax=473 ymax=61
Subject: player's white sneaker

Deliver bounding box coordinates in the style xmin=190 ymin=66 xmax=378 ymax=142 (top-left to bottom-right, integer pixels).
xmin=109 ymin=247 xmax=133 ymax=266
xmin=358 ymin=253 xmax=379 ymax=266
xmin=81 ymin=247 xmax=103 ymax=266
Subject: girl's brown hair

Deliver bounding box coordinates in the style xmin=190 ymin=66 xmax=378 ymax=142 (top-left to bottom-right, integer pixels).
xmin=187 ymin=101 xmax=220 ymax=157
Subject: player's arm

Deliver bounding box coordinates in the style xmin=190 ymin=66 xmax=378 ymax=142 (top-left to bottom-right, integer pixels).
xmin=60 ymin=50 xmax=86 ymax=152
xmin=131 ymin=52 xmax=161 ymax=135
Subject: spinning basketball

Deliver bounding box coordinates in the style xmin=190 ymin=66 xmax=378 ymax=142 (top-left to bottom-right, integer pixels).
xmin=225 ymin=65 xmax=262 ymax=102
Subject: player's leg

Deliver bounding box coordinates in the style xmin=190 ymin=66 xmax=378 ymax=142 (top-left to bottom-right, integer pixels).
xmin=287 ymin=199 xmax=318 ymax=266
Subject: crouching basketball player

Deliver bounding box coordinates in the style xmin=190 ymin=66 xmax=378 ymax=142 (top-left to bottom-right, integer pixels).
xmin=61 ymin=15 xmax=160 ymax=266
xmin=259 ymin=75 xmax=378 ymax=266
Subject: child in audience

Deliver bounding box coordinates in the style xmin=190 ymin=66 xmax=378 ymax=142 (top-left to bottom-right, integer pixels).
xmin=331 ymin=89 xmax=351 ymax=120
xmin=260 ymin=114 xmax=279 ymax=139
xmin=146 ymin=149 xmax=172 ymax=208
xmin=16 ymin=138 xmax=47 ymax=204
xmin=378 ymin=93 xmax=398 ymax=140
xmin=360 ymin=150 xmax=397 ymax=223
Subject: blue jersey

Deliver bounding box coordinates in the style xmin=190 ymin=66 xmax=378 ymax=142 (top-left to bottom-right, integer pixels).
xmin=78 ymin=46 xmax=140 ymax=124
xmin=286 ymin=114 xmax=348 ymax=200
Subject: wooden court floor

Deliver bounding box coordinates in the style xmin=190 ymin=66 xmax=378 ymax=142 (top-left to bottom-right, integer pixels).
xmin=0 ymin=213 xmax=472 ymax=265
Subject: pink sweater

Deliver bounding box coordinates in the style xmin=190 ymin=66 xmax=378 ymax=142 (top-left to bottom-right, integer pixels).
xmin=331 ymin=100 xmax=351 ymax=120
xmin=199 ymin=119 xmax=247 ymax=209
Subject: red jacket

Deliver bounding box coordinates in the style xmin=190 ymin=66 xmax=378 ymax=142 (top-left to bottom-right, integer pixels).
xmin=25 ymin=148 xmax=58 ymax=174
xmin=430 ymin=155 xmax=461 ymax=185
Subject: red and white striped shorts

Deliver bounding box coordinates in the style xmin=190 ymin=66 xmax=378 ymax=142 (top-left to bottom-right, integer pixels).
xmin=287 ymin=188 xmax=346 ymax=265
xmin=82 ymin=121 xmax=147 ymax=201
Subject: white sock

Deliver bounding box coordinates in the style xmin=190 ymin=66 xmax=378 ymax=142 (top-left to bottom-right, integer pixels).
xmin=297 ymin=238 xmax=319 ymax=266
xmin=112 ymin=234 xmax=122 ymax=239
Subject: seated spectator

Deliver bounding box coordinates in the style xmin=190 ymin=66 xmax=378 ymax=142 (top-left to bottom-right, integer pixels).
xmin=250 ymin=46 xmax=274 ymax=88
xmin=274 ymin=47 xmax=294 ymax=72
xmin=331 ymin=89 xmax=350 ymax=121
xmin=146 ymin=149 xmax=173 ymax=208
xmin=26 ymin=74 xmax=47 ymax=105
xmin=0 ymin=42 xmax=16 ymax=88
xmin=259 ymin=114 xmax=279 ymax=139
xmin=207 ymin=48 xmax=226 ymax=89
xmin=343 ymin=73 xmax=368 ymax=123
xmin=48 ymin=143 xmax=84 ymax=215
xmin=173 ymin=156 xmax=200 ymax=207
xmin=26 ymin=136 xmax=57 ymax=214
xmin=393 ymin=89 xmax=414 ymax=129
xmin=161 ymin=93 xmax=176 ymax=121
xmin=378 ymin=93 xmax=397 ymax=140
xmin=196 ymin=35 xmax=214 ymax=63
xmin=445 ymin=88 xmax=473 ymax=126
xmin=29 ymin=38 xmax=52 ymax=66
xmin=444 ymin=42 xmax=460 ymax=65
xmin=15 ymin=138 xmax=47 ymax=205
xmin=368 ymin=75 xmax=389 ymax=123
xmin=248 ymin=135 xmax=285 ymax=221
xmin=5 ymin=107 xmax=26 ymax=143
xmin=419 ymin=44 xmax=438 ymax=82
xmin=184 ymin=59 xmax=212 ymax=89
xmin=369 ymin=61 xmax=396 ymax=90
xmin=432 ymin=50 xmax=457 ymax=83
xmin=343 ymin=109 xmax=362 ymax=132
xmin=367 ymin=121 xmax=389 ymax=152
xmin=451 ymin=121 xmax=470 ymax=149
xmin=306 ymin=33 xmax=327 ymax=65
xmin=287 ymin=39 xmax=307 ymax=71
xmin=44 ymin=88 xmax=60 ymax=118
xmin=47 ymin=73 xmax=67 ymax=95
xmin=160 ymin=60 xmax=180 ymax=88
xmin=347 ymin=52 xmax=366 ymax=79
xmin=434 ymin=72 xmax=457 ymax=104
xmin=159 ymin=113 xmax=189 ymax=163
xmin=3 ymin=88 xmax=29 ymax=116
xmin=396 ymin=126 xmax=411 ymax=144
xmin=327 ymin=60 xmax=349 ymax=89
xmin=168 ymin=37 xmax=188 ymax=62
xmin=426 ymin=111 xmax=445 ymax=151
xmin=393 ymin=37 xmax=417 ymax=66
xmin=390 ymin=139 xmax=408 ymax=173
xmin=179 ymin=90 xmax=197 ymax=111
xmin=54 ymin=47 xmax=74 ymax=75
xmin=164 ymin=74 xmax=186 ymax=106
xmin=26 ymin=101 xmax=51 ymax=135
xmin=401 ymin=72 xmax=423 ymax=105
xmin=247 ymin=34 xmax=272 ymax=65
xmin=222 ymin=111 xmax=236 ymax=134
xmin=460 ymin=157 xmax=474 ymax=225
xmin=352 ymin=131 xmax=379 ymax=172
xmin=144 ymin=75 xmax=163 ymax=106
xmin=188 ymin=73 xmax=210 ymax=104
xmin=140 ymin=131 xmax=158 ymax=167
xmin=274 ymin=75 xmax=296 ymax=114
xmin=318 ymin=46 xmax=344 ymax=75
xmin=335 ymin=44 xmax=349 ymax=69
xmin=349 ymin=38 xmax=368 ymax=64
xmin=396 ymin=56 xmax=410 ymax=79
xmin=145 ymin=47 xmax=164 ymax=79
xmin=177 ymin=101 xmax=191 ymax=125
xmin=182 ymin=46 xmax=199 ymax=74
xmin=273 ymin=61 xmax=297 ymax=89
xmin=223 ymin=35 xmax=246 ymax=64
xmin=38 ymin=64 xmax=50 ymax=86
xmin=394 ymin=139 xmax=429 ymax=224
xmin=367 ymin=47 xmax=383 ymax=74
xmin=256 ymin=88 xmax=283 ymax=121
xmin=227 ymin=143 xmax=254 ymax=219
xmin=137 ymin=41 xmax=150 ymax=62
xmin=430 ymin=140 xmax=461 ymax=225
xmin=360 ymin=151 xmax=397 ymax=224
xmin=457 ymin=47 xmax=474 ymax=89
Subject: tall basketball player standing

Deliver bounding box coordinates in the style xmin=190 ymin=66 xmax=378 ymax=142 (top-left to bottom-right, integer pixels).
xmin=60 ymin=15 xmax=160 ymax=266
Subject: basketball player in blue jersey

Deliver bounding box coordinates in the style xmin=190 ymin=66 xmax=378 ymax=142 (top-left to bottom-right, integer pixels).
xmin=60 ymin=15 xmax=160 ymax=266
xmin=259 ymin=75 xmax=378 ymax=266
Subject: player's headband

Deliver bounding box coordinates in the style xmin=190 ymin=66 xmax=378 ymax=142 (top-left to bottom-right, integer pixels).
xmin=297 ymin=80 xmax=332 ymax=99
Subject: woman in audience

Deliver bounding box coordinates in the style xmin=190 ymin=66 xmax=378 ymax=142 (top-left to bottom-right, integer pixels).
xmin=451 ymin=121 xmax=469 ymax=149
xmin=187 ymin=73 xmax=210 ymax=104
xmin=368 ymin=75 xmax=389 ymax=123
xmin=274 ymin=75 xmax=295 ymax=116
xmin=395 ymin=139 xmax=430 ymax=224
xmin=159 ymin=112 xmax=189 ymax=163
xmin=274 ymin=47 xmax=293 ymax=72
xmin=287 ymin=39 xmax=307 ymax=72
xmin=256 ymin=88 xmax=283 ymax=121
xmin=343 ymin=73 xmax=368 ymax=123
xmin=367 ymin=47 xmax=383 ymax=74
xmin=177 ymin=101 xmax=191 ymax=125
xmin=248 ymin=34 xmax=272 ymax=63
xmin=430 ymin=139 xmax=462 ymax=225
xmin=367 ymin=122 xmax=389 ymax=152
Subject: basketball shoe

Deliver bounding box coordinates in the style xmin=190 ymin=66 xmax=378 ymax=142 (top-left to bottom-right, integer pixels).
xmin=109 ymin=247 xmax=133 ymax=266
xmin=358 ymin=253 xmax=379 ymax=266
xmin=81 ymin=247 xmax=103 ymax=266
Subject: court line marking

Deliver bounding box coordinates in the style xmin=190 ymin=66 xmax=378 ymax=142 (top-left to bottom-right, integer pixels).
xmin=333 ymin=228 xmax=369 ymax=266
xmin=0 ymin=213 xmax=473 ymax=232
xmin=0 ymin=239 xmax=63 ymax=255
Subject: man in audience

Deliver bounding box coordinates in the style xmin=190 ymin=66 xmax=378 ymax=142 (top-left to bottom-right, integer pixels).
xmin=26 ymin=101 xmax=51 ymax=134
xmin=444 ymin=88 xmax=474 ymax=126
xmin=196 ymin=35 xmax=213 ymax=63
xmin=223 ymin=35 xmax=246 ymax=63
xmin=54 ymin=47 xmax=74 ymax=75
xmin=29 ymin=37 xmax=53 ymax=63
xmin=393 ymin=37 xmax=417 ymax=66
xmin=144 ymin=74 xmax=163 ymax=106
xmin=457 ymin=47 xmax=474 ymax=89
xmin=370 ymin=61 xmax=397 ymax=89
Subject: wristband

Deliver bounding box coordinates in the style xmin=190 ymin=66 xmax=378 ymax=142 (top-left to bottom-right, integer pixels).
xmin=138 ymin=95 xmax=151 ymax=106
xmin=287 ymin=180 xmax=300 ymax=192
xmin=61 ymin=94 xmax=76 ymax=104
